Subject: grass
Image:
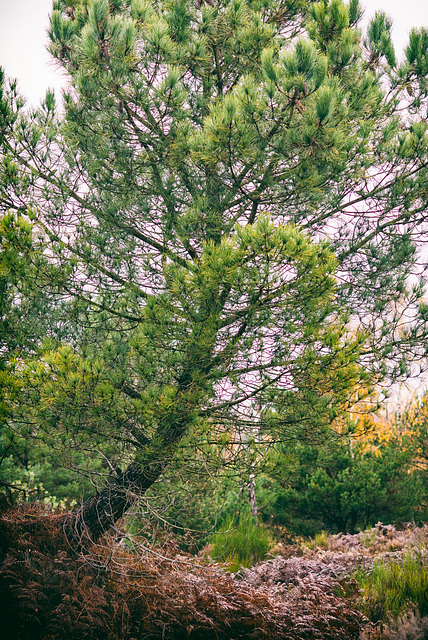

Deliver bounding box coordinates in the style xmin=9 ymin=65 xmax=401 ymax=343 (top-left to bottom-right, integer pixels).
xmin=361 ymin=529 xmax=378 ymax=549
xmin=302 ymin=530 xmax=329 ymax=551
xmin=356 ymin=552 xmax=428 ymax=622
xmin=210 ymin=515 xmax=271 ymax=572
xmin=314 ymin=530 xmax=329 ymax=549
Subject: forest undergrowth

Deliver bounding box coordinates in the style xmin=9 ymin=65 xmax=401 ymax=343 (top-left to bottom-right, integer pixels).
xmin=2 ymin=506 xmax=428 ymax=639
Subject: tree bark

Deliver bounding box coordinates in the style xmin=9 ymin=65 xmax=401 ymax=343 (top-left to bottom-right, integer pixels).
xmin=63 ymin=367 xmax=203 ymax=546
xmin=248 ymin=473 xmax=258 ymax=521
xmin=62 ymin=457 xmax=166 ymax=546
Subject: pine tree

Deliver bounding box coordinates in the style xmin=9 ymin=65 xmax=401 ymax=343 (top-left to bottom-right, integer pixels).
xmin=1 ymin=0 xmax=428 ymax=541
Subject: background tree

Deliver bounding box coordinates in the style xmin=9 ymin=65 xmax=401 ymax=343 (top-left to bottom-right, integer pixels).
xmin=257 ymin=429 xmax=427 ymax=536
xmin=394 ymin=390 xmax=428 ymax=484
xmin=1 ymin=0 xmax=428 ymax=542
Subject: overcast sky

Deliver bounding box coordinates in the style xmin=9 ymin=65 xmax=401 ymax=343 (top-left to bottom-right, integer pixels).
xmin=0 ymin=0 xmax=427 ymax=106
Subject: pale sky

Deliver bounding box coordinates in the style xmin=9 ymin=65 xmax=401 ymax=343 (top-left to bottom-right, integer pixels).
xmin=0 ymin=0 xmax=427 ymax=106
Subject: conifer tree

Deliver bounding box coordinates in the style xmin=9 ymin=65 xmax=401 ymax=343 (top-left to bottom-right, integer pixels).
xmin=1 ymin=0 xmax=428 ymax=541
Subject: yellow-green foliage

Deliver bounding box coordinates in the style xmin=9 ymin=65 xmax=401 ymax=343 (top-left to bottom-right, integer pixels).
xmin=314 ymin=530 xmax=329 ymax=550
xmin=302 ymin=530 xmax=329 ymax=551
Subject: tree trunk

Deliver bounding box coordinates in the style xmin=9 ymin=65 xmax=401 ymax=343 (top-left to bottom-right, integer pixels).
xmin=248 ymin=473 xmax=258 ymax=521
xmin=62 ymin=457 xmax=165 ymax=545
xmin=63 ymin=370 xmax=201 ymax=546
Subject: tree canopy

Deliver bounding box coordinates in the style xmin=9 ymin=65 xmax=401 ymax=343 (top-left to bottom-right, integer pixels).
xmin=1 ymin=0 xmax=428 ymax=541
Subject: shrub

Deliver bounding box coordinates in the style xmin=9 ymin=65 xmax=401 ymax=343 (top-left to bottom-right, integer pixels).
xmin=210 ymin=515 xmax=271 ymax=571
xmin=0 ymin=505 xmax=366 ymax=640
xmin=259 ymin=433 xmax=428 ymax=536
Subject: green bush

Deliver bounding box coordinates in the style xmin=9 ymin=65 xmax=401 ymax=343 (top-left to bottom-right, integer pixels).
xmin=210 ymin=515 xmax=271 ymax=571
xmin=259 ymin=434 xmax=428 ymax=536
xmin=356 ymin=553 xmax=428 ymax=622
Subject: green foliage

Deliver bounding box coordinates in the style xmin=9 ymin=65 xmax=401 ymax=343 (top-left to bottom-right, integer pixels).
xmin=301 ymin=529 xmax=330 ymax=550
xmin=405 ymin=27 xmax=428 ymax=94
xmin=0 ymin=212 xmax=86 ymax=508
xmin=1 ymin=0 xmax=428 ymax=535
xmin=348 ymin=0 xmax=362 ymax=26
xmin=0 ymin=468 xmax=76 ymax=512
xmin=397 ymin=388 xmax=428 ymax=471
xmin=210 ymin=514 xmax=271 ymax=571
xmin=0 ymin=214 xmax=34 ymax=421
xmin=356 ymin=553 xmax=428 ymax=622
xmin=0 ymin=444 xmax=103 ymax=510
xmin=258 ymin=433 xmax=427 ymax=536
xmin=365 ymin=11 xmax=396 ymax=67
xmin=313 ymin=530 xmax=329 ymax=549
